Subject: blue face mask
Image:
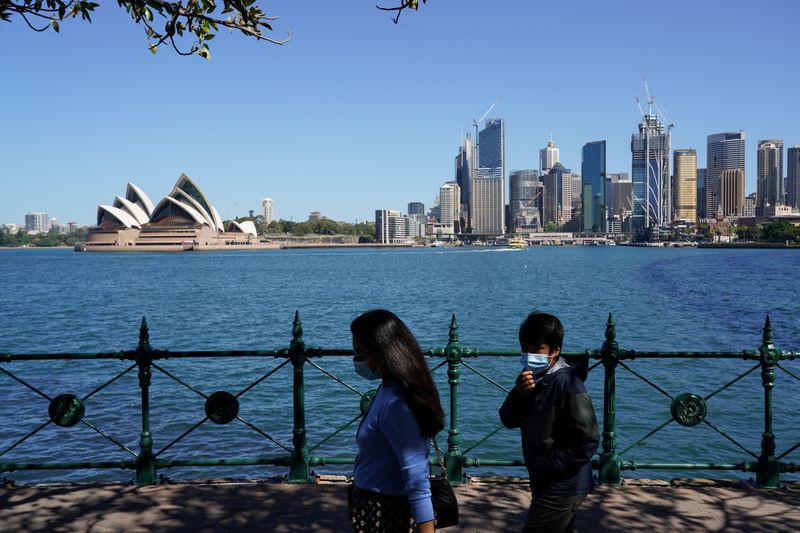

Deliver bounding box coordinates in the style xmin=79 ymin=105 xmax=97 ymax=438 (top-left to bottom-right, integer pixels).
xmin=520 ymin=352 xmax=550 ymax=374
xmin=354 ymin=357 xmax=383 ymax=380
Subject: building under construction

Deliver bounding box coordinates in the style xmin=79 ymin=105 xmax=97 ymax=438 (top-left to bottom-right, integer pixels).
xmin=631 ymin=88 xmax=672 ymax=237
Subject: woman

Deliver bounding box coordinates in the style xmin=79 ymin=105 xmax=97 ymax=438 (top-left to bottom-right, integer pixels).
xmin=349 ymin=309 xmax=445 ymax=533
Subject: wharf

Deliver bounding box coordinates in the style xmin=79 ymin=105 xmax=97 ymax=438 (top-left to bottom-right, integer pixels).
xmin=1 ymin=478 xmax=798 ymax=532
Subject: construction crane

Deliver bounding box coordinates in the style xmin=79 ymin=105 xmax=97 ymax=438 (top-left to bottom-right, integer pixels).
xmin=473 ymin=98 xmax=500 ymax=147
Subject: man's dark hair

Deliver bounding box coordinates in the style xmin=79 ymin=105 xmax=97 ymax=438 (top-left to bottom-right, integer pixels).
xmin=519 ymin=312 xmax=564 ymax=352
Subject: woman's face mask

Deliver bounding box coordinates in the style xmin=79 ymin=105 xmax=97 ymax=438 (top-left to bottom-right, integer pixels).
xmin=353 ymin=356 xmax=383 ymax=380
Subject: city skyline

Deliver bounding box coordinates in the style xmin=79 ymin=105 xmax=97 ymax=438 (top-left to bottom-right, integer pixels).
xmin=1 ymin=1 xmax=798 ymax=225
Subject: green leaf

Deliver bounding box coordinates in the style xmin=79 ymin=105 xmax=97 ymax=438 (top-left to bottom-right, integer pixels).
xmin=148 ymin=43 xmax=158 ymax=54
xmin=197 ymin=46 xmax=210 ymax=59
xmin=51 ymin=20 xmax=59 ymax=32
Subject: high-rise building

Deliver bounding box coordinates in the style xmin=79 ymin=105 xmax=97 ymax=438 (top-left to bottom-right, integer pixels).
xmin=581 ymin=141 xmax=606 ymax=232
xmin=697 ymin=168 xmax=707 ymax=221
xmin=757 ymin=140 xmax=784 ymax=209
xmin=541 ymin=163 xmax=572 ymax=228
xmin=720 ymin=169 xmax=744 ymax=216
xmin=539 ymin=140 xmax=560 ymax=174
xmin=605 ymin=173 xmax=632 ymax=230
xmin=408 ymin=202 xmax=425 ymax=217
xmin=438 ymin=182 xmax=461 ymax=229
xmin=509 ymin=170 xmax=541 ymax=232
xmin=788 ymin=145 xmax=800 ymax=210
xmin=631 ymin=113 xmax=670 ymax=231
xmin=473 ymin=118 xmax=505 ymax=234
xmin=261 ymin=198 xmax=274 ymax=225
xmin=673 ymin=149 xmax=698 ymax=223
xmin=25 ymin=212 xmax=49 ymax=233
xmin=706 ymin=132 xmax=746 ymax=219
xmin=455 ymin=134 xmax=476 ymax=226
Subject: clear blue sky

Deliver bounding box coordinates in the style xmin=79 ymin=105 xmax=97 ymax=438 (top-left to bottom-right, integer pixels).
xmin=1 ymin=0 xmax=798 ymax=225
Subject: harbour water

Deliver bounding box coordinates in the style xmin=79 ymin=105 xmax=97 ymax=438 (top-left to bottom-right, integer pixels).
xmin=1 ymin=246 xmax=799 ymax=484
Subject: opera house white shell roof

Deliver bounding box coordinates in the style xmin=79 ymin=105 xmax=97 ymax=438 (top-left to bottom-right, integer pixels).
xmin=94 ymin=174 xmax=254 ymax=235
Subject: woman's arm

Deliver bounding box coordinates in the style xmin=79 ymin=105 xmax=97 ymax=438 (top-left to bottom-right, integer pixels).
xmin=382 ymin=396 xmax=436 ymax=525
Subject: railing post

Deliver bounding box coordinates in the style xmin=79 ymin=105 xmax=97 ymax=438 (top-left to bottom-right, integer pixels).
xmin=287 ymin=311 xmax=311 ymax=483
xmin=443 ymin=314 xmax=463 ymax=483
xmin=135 ymin=317 xmax=156 ymax=485
xmin=598 ymin=313 xmax=621 ymax=485
xmin=756 ymin=316 xmax=780 ymax=488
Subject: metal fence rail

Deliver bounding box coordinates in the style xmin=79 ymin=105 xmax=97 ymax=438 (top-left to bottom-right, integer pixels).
xmin=1 ymin=312 xmax=798 ymax=488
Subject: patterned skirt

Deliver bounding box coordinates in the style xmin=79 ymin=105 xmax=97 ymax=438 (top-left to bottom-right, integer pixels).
xmin=348 ymin=484 xmax=415 ymax=533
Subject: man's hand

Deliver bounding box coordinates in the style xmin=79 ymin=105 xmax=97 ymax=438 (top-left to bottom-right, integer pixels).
xmin=515 ymin=370 xmax=536 ymax=397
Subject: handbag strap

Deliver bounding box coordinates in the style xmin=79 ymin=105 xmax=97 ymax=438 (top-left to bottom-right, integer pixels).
xmin=432 ymin=435 xmax=446 ymax=475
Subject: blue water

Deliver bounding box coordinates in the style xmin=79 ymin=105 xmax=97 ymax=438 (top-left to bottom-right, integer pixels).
xmin=1 ymin=246 xmax=799 ymax=484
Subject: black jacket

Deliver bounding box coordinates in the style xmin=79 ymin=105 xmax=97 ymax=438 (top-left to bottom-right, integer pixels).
xmin=499 ymin=363 xmax=599 ymax=496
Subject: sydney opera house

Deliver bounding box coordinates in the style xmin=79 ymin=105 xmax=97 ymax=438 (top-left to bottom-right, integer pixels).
xmin=78 ymin=174 xmax=265 ymax=251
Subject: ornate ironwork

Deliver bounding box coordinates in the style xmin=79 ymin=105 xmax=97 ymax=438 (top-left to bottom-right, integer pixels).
xmin=1 ymin=311 xmax=798 ymax=491
xmin=671 ymin=393 xmax=707 ymax=427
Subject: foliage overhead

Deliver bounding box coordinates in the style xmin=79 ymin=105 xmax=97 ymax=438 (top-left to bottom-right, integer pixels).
xmin=1 ymin=0 xmax=426 ymax=58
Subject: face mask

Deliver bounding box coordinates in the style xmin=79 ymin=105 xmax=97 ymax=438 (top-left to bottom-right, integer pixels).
xmin=520 ymin=352 xmax=550 ymax=374
xmin=354 ymin=357 xmax=383 ymax=380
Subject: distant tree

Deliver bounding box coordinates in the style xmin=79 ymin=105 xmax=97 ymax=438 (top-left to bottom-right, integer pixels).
xmin=544 ymin=222 xmax=558 ymax=233
xmin=762 ymin=220 xmax=799 ymax=243
xmin=1 ymin=1 xmax=426 ymax=58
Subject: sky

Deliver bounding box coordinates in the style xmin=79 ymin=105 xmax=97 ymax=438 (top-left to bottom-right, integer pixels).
xmin=1 ymin=0 xmax=799 ymax=226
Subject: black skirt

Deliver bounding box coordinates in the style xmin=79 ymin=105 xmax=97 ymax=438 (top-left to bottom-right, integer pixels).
xmin=347 ymin=484 xmax=415 ymax=533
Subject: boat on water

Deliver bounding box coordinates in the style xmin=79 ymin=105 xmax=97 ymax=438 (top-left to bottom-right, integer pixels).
xmin=508 ymin=236 xmax=527 ymax=249
xmin=431 ymin=240 xmax=446 ymax=247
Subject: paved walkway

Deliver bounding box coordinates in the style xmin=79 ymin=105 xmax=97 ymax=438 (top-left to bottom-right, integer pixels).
xmin=1 ymin=478 xmax=799 ymax=532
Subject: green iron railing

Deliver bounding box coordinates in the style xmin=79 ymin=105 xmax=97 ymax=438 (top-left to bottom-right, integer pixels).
xmin=1 ymin=312 xmax=798 ymax=488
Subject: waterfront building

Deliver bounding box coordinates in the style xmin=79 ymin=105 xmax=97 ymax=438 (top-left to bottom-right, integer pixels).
xmin=581 ymin=141 xmax=606 ymax=232
xmin=541 ymin=163 xmax=572 ymax=228
xmin=706 ymin=132 xmax=746 ymax=219
xmin=24 ymin=212 xmax=49 ymax=233
xmin=720 ymin=169 xmax=744 ymax=216
xmin=631 ymin=112 xmax=670 ymax=232
xmin=308 ymin=211 xmax=323 ymax=222
xmin=455 ymin=134 xmax=476 ymax=227
xmin=788 ymin=146 xmax=800 ymax=210
xmin=375 ymin=209 xmax=404 ymax=244
xmin=438 ymin=181 xmax=461 ymax=230
xmin=472 ymin=118 xmax=505 ymax=235
xmin=697 ymin=168 xmax=707 ymax=222
xmin=407 ymin=202 xmax=425 ymax=218
xmin=375 ymin=209 xmax=421 ymax=244
xmin=673 ymin=149 xmax=698 ymax=224
xmin=85 ymin=174 xmax=255 ymax=249
xmin=509 ymin=169 xmax=540 ymax=233
xmin=539 ymin=140 xmax=559 ymax=174
xmin=261 ymin=198 xmax=274 ymax=225
xmin=757 ymin=140 xmax=784 ymax=210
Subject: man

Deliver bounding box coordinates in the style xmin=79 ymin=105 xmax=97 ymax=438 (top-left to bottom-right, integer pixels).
xmin=499 ymin=312 xmax=599 ymax=532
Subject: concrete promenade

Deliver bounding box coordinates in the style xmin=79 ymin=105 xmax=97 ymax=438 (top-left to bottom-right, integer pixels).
xmin=2 ymin=478 xmax=799 ymax=532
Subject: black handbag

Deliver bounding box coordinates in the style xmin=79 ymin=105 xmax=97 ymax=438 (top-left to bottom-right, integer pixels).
xmin=431 ymin=436 xmax=459 ymax=528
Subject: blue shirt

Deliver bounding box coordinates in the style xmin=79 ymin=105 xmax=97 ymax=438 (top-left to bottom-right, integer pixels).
xmin=354 ymin=381 xmax=434 ymax=524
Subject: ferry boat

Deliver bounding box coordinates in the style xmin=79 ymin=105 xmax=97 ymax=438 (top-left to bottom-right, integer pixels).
xmin=508 ymin=236 xmax=527 ymax=249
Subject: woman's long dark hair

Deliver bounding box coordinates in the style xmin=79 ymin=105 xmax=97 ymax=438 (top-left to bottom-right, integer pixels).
xmin=351 ymin=309 xmax=445 ymax=437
